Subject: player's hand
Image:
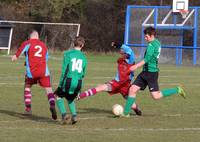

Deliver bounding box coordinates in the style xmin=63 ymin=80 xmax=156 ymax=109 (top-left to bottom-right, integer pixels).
xmin=11 ymin=55 xmax=18 ymax=61
xmin=129 ymin=65 xmax=138 ymax=71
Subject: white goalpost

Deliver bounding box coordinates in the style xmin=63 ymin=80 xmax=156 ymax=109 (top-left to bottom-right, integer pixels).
xmin=0 ymin=20 xmax=81 ymax=54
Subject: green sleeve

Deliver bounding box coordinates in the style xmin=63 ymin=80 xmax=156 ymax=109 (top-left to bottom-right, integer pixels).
xmin=144 ymin=45 xmax=154 ymax=63
xmin=59 ymin=53 xmax=70 ymax=87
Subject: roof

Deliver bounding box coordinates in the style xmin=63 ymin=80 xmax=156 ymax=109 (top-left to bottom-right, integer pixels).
xmin=0 ymin=18 xmax=13 ymax=28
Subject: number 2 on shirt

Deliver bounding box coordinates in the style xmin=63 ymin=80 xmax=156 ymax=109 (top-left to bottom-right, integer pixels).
xmin=71 ymin=58 xmax=83 ymax=73
xmin=34 ymin=45 xmax=42 ymax=57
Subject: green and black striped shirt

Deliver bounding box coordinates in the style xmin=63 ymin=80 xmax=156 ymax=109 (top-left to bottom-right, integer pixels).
xmin=143 ymin=39 xmax=161 ymax=72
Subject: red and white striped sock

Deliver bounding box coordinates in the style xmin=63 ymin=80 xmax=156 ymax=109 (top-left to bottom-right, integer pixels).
xmin=24 ymin=88 xmax=32 ymax=112
xmin=79 ymin=88 xmax=97 ymax=99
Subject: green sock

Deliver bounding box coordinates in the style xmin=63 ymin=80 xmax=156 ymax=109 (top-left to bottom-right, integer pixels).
xmin=124 ymin=96 xmax=135 ymax=115
xmin=56 ymin=98 xmax=66 ymax=115
xmin=161 ymin=87 xmax=178 ymax=97
xmin=68 ymin=100 xmax=77 ymax=116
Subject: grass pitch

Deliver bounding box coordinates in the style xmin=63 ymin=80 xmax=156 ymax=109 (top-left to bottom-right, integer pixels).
xmin=0 ymin=53 xmax=200 ymax=142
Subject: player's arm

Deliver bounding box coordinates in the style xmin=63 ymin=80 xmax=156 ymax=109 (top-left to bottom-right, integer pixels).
xmin=128 ymin=50 xmax=136 ymax=75
xmin=11 ymin=41 xmax=28 ymax=61
xmin=58 ymin=53 xmax=70 ymax=87
xmin=129 ymin=45 xmax=154 ymax=71
xmin=129 ymin=60 xmax=145 ymax=71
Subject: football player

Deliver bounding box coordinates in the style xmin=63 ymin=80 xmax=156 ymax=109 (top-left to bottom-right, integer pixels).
xmin=77 ymin=43 xmax=142 ymax=116
xmin=122 ymin=27 xmax=186 ymax=117
xmin=11 ymin=30 xmax=57 ymax=120
xmin=54 ymin=36 xmax=87 ymax=124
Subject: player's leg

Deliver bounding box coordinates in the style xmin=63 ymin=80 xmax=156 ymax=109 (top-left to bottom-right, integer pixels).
xmin=151 ymin=89 xmax=179 ymax=100
xmin=123 ymin=97 xmax=142 ymax=116
xmin=64 ymin=79 xmax=81 ymax=124
xmin=131 ymin=103 xmax=142 ymax=116
xmin=123 ymin=85 xmax=140 ymax=116
xmin=151 ymin=87 xmax=186 ymax=99
xmin=161 ymin=86 xmax=186 ymax=98
xmin=40 ymin=76 xmax=57 ymax=120
xmin=24 ymin=76 xmax=34 ymax=115
xmin=77 ymin=83 xmax=109 ymax=100
xmin=45 ymin=87 xmax=57 ymax=120
xmin=148 ymin=72 xmax=186 ymax=99
xmin=24 ymin=85 xmax=32 ymax=114
xmin=40 ymin=76 xmax=56 ymax=108
xmin=147 ymin=72 xmax=163 ymax=100
xmin=45 ymin=87 xmax=55 ymax=108
xmin=67 ymin=99 xmax=77 ymax=124
xmin=121 ymin=82 xmax=142 ymax=116
xmin=122 ymin=72 xmax=145 ymax=116
xmin=56 ymin=96 xmax=70 ymax=124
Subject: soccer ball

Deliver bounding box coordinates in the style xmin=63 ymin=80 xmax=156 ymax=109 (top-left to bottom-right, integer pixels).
xmin=112 ymin=104 xmax=124 ymax=116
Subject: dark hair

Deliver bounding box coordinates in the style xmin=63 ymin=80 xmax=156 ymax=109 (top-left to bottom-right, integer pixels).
xmin=74 ymin=36 xmax=85 ymax=47
xmin=144 ymin=27 xmax=156 ymax=36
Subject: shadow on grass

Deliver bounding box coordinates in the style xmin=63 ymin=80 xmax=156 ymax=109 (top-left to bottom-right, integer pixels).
xmin=0 ymin=109 xmax=57 ymax=124
xmin=78 ymin=107 xmax=112 ymax=115
xmin=78 ymin=108 xmax=142 ymax=118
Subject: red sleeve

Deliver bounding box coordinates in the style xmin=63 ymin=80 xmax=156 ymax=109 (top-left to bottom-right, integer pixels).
xmin=15 ymin=40 xmax=29 ymax=58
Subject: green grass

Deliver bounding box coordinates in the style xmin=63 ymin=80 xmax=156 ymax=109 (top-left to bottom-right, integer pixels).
xmin=0 ymin=54 xmax=200 ymax=142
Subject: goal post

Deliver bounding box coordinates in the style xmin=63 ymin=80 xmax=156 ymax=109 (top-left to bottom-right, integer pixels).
xmin=0 ymin=20 xmax=81 ymax=54
xmin=0 ymin=22 xmax=13 ymax=55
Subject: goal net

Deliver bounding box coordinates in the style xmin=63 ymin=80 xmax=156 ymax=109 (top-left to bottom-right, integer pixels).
xmin=0 ymin=20 xmax=80 ymax=54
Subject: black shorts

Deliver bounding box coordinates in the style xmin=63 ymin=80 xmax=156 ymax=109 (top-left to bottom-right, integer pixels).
xmin=54 ymin=78 xmax=82 ymax=101
xmin=133 ymin=71 xmax=159 ymax=92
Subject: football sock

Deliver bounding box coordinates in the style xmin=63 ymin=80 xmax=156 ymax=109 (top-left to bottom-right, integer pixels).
xmin=47 ymin=93 xmax=55 ymax=108
xmin=78 ymin=88 xmax=97 ymax=99
xmin=131 ymin=103 xmax=138 ymax=111
xmin=161 ymin=87 xmax=178 ymax=97
xmin=24 ymin=88 xmax=32 ymax=111
xmin=124 ymin=96 xmax=135 ymax=115
xmin=68 ymin=100 xmax=77 ymax=116
xmin=56 ymin=98 xmax=66 ymax=115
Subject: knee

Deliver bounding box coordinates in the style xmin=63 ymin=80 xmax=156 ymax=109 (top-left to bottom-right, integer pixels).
xmin=96 ymin=84 xmax=108 ymax=92
xmin=25 ymin=87 xmax=31 ymax=92
xmin=45 ymin=87 xmax=53 ymax=94
xmin=129 ymin=86 xmax=137 ymax=97
xmin=151 ymin=92 xmax=162 ymax=100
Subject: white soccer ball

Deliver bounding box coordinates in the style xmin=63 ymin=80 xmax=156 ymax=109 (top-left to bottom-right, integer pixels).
xmin=112 ymin=104 xmax=124 ymax=116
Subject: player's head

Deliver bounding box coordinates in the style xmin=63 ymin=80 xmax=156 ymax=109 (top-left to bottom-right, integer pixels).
xmin=144 ymin=27 xmax=156 ymax=42
xmin=74 ymin=36 xmax=85 ymax=49
xmin=120 ymin=44 xmax=132 ymax=59
xmin=29 ymin=30 xmax=39 ymax=39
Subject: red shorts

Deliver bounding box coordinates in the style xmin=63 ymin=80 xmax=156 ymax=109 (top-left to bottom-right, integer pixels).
xmin=25 ymin=75 xmax=51 ymax=87
xmin=108 ymin=79 xmax=131 ymax=97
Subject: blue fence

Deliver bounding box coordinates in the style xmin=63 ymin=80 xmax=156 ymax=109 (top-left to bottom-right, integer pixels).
xmin=125 ymin=5 xmax=200 ymax=65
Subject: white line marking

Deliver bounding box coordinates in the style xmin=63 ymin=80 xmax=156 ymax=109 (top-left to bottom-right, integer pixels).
xmin=0 ymin=126 xmax=200 ymax=132
xmin=0 ymin=114 xmax=200 ymax=124
xmin=1 ymin=82 xmax=200 ymax=87
xmin=0 ymin=115 xmax=200 ymax=132
xmin=0 ymin=75 xmax=198 ymax=79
